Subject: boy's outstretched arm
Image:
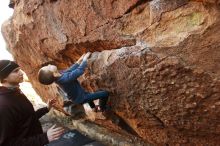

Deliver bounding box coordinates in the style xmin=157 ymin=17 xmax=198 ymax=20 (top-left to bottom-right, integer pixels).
xmin=82 ymin=52 xmax=91 ymax=62
xmin=76 ymin=54 xmax=86 ymax=64
xmin=63 ymin=54 xmax=85 ymax=72
xmin=57 ymin=52 xmax=91 ymax=83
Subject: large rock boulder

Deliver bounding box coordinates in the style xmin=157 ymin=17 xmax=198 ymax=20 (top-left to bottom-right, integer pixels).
xmin=2 ymin=0 xmax=220 ymax=145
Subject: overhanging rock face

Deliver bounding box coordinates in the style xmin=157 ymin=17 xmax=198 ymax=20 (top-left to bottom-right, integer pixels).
xmin=2 ymin=0 xmax=220 ymax=145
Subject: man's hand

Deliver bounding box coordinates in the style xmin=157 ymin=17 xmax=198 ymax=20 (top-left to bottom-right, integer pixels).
xmin=83 ymin=52 xmax=91 ymax=61
xmin=76 ymin=54 xmax=85 ymax=64
xmin=47 ymin=98 xmax=57 ymax=111
xmin=47 ymin=125 xmax=65 ymax=142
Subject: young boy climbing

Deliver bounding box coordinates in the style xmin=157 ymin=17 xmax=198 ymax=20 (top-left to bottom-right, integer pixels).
xmin=38 ymin=52 xmax=109 ymax=114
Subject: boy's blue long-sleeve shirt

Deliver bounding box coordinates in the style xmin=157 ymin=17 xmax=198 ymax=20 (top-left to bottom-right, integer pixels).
xmin=55 ymin=60 xmax=87 ymax=103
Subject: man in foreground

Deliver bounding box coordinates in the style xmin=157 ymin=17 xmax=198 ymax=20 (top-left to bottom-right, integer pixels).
xmin=0 ymin=60 xmax=64 ymax=146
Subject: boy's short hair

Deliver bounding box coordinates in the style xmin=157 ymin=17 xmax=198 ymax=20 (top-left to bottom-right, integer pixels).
xmin=38 ymin=68 xmax=56 ymax=85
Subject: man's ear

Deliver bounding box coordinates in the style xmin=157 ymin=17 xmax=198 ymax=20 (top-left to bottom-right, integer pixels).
xmin=1 ymin=78 xmax=7 ymax=83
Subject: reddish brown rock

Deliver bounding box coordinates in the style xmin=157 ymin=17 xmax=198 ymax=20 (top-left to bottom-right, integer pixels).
xmin=84 ymin=46 xmax=220 ymax=145
xmin=2 ymin=0 xmax=220 ymax=145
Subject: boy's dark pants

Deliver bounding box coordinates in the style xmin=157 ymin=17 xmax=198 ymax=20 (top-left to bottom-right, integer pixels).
xmin=81 ymin=91 xmax=109 ymax=111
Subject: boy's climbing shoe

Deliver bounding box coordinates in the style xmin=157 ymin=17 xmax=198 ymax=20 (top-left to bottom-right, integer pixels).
xmin=91 ymin=104 xmax=112 ymax=120
xmin=100 ymin=104 xmax=112 ymax=112
xmin=92 ymin=104 xmax=111 ymax=113
xmin=91 ymin=105 xmax=99 ymax=113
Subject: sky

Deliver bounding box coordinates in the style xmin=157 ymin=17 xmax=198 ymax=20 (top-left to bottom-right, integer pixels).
xmin=0 ymin=0 xmax=13 ymax=60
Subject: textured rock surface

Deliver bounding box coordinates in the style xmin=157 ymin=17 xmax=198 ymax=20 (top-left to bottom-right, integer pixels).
xmin=2 ymin=0 xmax=220 ymax=145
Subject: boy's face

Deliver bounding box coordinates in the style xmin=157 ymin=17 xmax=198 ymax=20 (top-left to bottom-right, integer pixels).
xmin=43 ymin=64 xmax=58 ymax=73
xmin=3 ymin=68 xmax=24 ymax=85
xmin=42 ymin=64 xmax=61 ymax=77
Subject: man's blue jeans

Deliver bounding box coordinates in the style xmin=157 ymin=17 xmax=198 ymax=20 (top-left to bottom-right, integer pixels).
xmin=81 ymin=91 xmax=109 ymax=111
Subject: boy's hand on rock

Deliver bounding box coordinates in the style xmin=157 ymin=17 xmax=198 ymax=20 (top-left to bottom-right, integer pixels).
xmin=76 ymin=54 xmax=85 ymax=64
xmin=83 ymin=52 xmax=91 ymax=61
